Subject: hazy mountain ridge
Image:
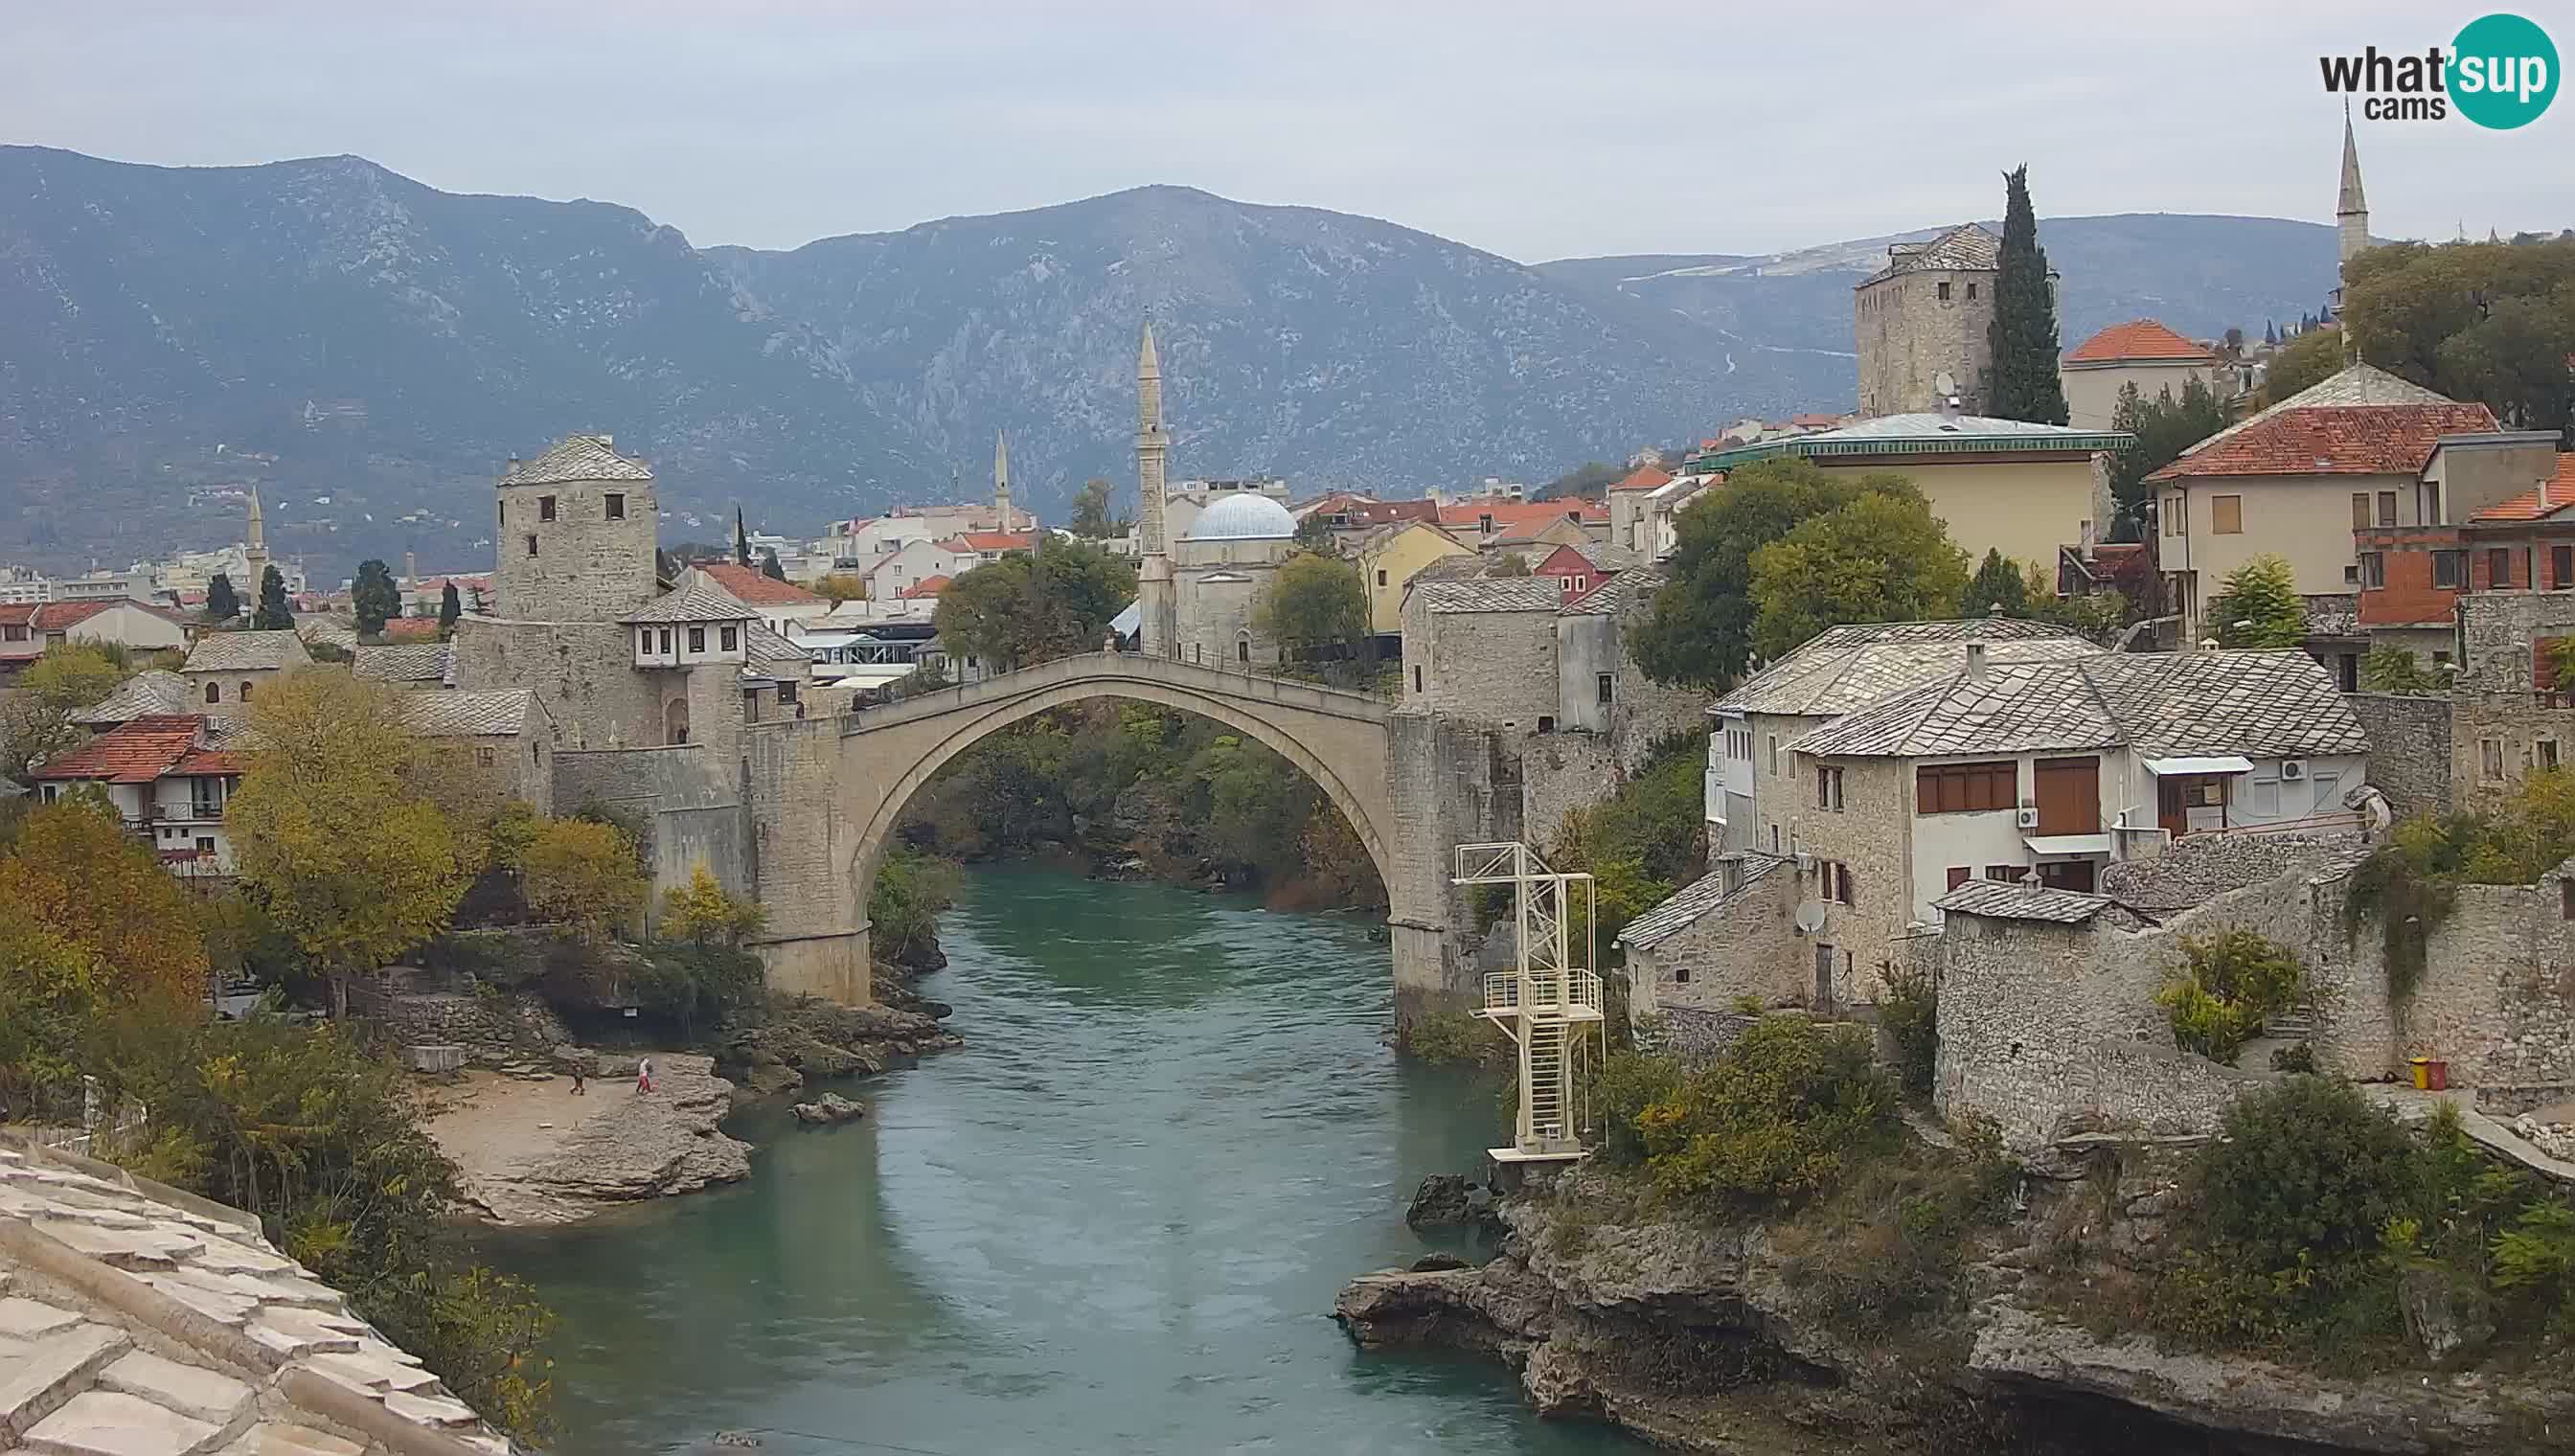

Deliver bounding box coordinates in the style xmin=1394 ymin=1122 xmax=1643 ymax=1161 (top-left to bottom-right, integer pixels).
xmin=0 ymin=148 xmax=2340 ymax=572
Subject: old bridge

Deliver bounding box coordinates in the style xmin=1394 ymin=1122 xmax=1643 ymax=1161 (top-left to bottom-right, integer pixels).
xmin=741 ymin=652 xmax=1486 ymax=1022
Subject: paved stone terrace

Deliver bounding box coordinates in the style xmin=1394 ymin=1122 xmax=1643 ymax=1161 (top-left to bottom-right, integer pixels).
xmin=0 ymin=1137 xmax=510 ymax=1456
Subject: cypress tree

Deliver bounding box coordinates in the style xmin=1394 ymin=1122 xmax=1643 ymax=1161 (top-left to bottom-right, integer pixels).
xmin=439 ymin=581 xmax=462 ymax=634
xmin=205 ymin=572 xmax=239 ymax=622
xmin=1986 ymin=165 xmax=2069 ymax=424
xmin=734 ymin=508 xmax=752 ymax=567
xmin=252 ymin=565 xmax=292 ymax=631
xmin=352 ymin=558 xmax=400 ymax=636
xmin=761 ymin=548 xmax=786 ymax=581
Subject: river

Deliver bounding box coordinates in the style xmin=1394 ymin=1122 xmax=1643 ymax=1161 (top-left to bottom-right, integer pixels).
xmin=486 ymin=864 xmax=1640 ymax=1456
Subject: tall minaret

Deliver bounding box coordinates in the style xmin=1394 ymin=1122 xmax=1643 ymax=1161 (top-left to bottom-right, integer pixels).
xmin=1135 ymin=318 xmax=1176 ymax=656
xmin=992 ymin=429 xmax=1013 ymax=528
xmin=242 ymin=486 xmax=270 ymax=588
xmin=2336 ymin=105 xmax=2370 ymax=271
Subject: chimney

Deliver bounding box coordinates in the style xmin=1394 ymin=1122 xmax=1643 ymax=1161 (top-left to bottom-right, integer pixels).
xmin=1966 ymin=641 xmax=1989 ymax=679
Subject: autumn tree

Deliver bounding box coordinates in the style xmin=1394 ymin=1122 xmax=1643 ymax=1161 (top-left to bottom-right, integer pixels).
xmin=205 ymin=572 xmax=239 ymax=622
xmin=252 ymin=565 xmax=292 ymax=630
xmin=1068 ymin=478 xmax=1120 ymax=538
xmin=1630 ymin=459 xmax=1885 ymax=688
xmin=1252 ymin=553 xmax=1370 ymax=665
xmin=2258 ymin=326 xmax=2345 ymax=406
xmin=1987 ymin=165 xmax=2069 ymax=424
xmin=2205 ymin=555 xmax=2306 ymax=648
xmin=813 ymin=573 xmax=868 ymax=604
xmin=352 ymin=559 xmax=401 ymax=636
xmin=0 ymin=793 xmax=213 ymax=1009
xmin=225 ymin=671 xmax=472 ymax=1016
xmin=3 ymin=644 xmax=135 ymax=781
xmin=1747 ymin=488 xmax=1970 ymax=659
xmin=659 ymin=863 xmax=768 ymax=947
xmin=520 ymin=818 xmax=648 ymax=942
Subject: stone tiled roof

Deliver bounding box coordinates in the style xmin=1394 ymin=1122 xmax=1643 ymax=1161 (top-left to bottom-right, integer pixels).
xmin=0 ymin=1136 xmax=510 ymax=1453
xmin=1932 ymin=880 xmax=2114 ymax=923
xmin=1562 ymin=567 xmax=1664 ymax=617
xmin=2065 ymin=319 xmax=2218 ymax=365
xmin=1415 ymin=578 xmax=1568 ymax=614
xmin=403 ymin=689 xmax=533 ymax=738
xmin=497 ymin=433 xmax=651 ymax=487
xmin=1791 ymin=648 xmax=2368 ymax=761
xmin=1861 ymin=223 xmax=1999 ymax=285
xmin=353 ymin=643 xmax=452 ymax=684
xmin=1713 ymin=618 xmax=2093 ymax=718
xmin=742 ymin=620 xmax=811 ymax=670
xmin=1618 ymin=854 xmax=1784 ymax=950
xmin=68 ymin=671 xmax=190 ymax=727
xmin=182 ymin=630 xmax=308 ymax=673
xmin=620 ymin=582 xmax=757 ymax=625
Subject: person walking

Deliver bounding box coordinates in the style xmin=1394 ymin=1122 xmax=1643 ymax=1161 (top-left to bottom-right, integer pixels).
xmin=569 ymin=1062 xmax=587 ymax=1096
xmin=636 ymin=1057 xmax=653 ymax=1095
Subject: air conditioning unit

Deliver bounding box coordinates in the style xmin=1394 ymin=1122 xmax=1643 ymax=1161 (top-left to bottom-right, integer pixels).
xmin=2281 ymin=759 xmax=2308 ymax=782
xmin=2016 ymin=807 xmax=2039 ymax=829
xmin=1792 ymin=851 xmax=1813 ymax=873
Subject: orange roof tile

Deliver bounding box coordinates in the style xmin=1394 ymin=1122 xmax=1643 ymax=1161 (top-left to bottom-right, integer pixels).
xmin=2066 ymin=319 xmax=2220 ymax=365
xmin=1608 ymin=466 xmax=1675 ymax=493
xmin=33 ymin=715 xmax=209 ymax=784
xmin=900 ymin=575 xmax=953 ymax=600
xmin=1434 ymin=500 xmax=1607 ymax=532
xmin=31 ymin=601 xmax=122 ymax=630
xmin=2146 ymin=402 xmax=2498 ymax=482
xmin=171 ymin=747 xmax=249 ymax=776
xmin=953 ymin=532 xmax=1035 ymax=553
xmin=696 ymin=561 xmax=824 ymax=606
xmin=2469 ymin=454 xmax=2575 ymax=522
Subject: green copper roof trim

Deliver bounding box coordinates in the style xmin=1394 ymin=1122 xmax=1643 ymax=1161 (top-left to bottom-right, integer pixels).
xmin=1686 ymin=429 xmax=2135 ymax=473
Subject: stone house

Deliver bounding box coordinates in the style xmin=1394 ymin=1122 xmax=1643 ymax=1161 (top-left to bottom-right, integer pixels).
xmin=1401 ymin=577 xmax=1565 ymax=726
xmin=1354 ymin=520 xmax=1473 ymax=636
xmin=30 ymin=713 xmax=247 ymax=876
xmin=2060 ymin=319 xmax=2222 ymax=431
xmin=2146 ymin=363 xmax=2495 ymax=645
xmin=1684 ymin=412 xmax=2129 ymax=577
xmin=1533 ymin=540 xmax=1637 ymax=604
xmin=178 ymin=629 xmax=311 ymax=713
xmin=1853 ymin=223 xmax=2007 ymax=418
xmin=402 ymin=687 xmax=558 ymax=817
xmin=1605 ymin=464 xmax=1674 ymax=557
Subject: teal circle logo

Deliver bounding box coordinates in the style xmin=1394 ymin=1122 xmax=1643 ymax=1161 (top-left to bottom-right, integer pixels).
xmin=2452 ymin=13 xmax=2559 ymax=128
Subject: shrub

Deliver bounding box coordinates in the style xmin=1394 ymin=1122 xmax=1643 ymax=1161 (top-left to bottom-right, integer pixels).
xmin=869 ymin=846 xmax=957 ymax=966
xmin=1592 ymin=1048 xmax=1685 ymax=1167
xmin=518 ymin=818 xmax=648 ymax=942
xmin=1877 ymin=963 xmax=1939 ymax=1100
xmin=2195 ymin=1078 xmax=2415 ymax=1270
xmin=659 ymin=863 xmax=767 ymax=947
xmin=2349 ymin=771 xmax=2575 ymax=1000
xmin=1632 ymin=1017 xmax=1897 ymax=1209
xmin=2157 ymin=928 xmax=2302 ymax=1064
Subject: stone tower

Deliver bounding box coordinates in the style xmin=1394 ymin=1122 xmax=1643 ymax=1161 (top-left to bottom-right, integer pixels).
xmin=1851 ymin=223 xmax=2001 ymax=418
xmin=1135 ymin=320 xmax=1177 ymax=656
xmin=491 ymin=433 xmax=659 ymax=622
xmin=242 ymin=485 xmax=269 ymax=588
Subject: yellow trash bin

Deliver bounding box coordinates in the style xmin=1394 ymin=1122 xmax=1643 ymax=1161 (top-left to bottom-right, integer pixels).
xmin=2408 ymin=1057 xmax=2432 ymax=1090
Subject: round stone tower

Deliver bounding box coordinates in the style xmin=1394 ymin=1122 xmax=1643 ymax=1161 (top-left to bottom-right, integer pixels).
xmin=491 ymin=433 xmax=659 ymax=622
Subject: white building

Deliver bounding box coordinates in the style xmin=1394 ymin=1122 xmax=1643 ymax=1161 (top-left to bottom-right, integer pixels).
xmin=32 ymin=714 xmax=248 ymax=876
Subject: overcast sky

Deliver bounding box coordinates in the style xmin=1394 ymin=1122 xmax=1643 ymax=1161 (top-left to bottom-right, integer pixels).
xmin=5 ymin=2 xmax=2567 ymax=261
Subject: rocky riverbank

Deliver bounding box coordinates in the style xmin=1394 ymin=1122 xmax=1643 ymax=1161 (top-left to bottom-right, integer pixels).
xmin=422 ymin=1052 xmax=753 ymax=1226
xmin=1337 ymin=1148 xmax=2575 ymax=1455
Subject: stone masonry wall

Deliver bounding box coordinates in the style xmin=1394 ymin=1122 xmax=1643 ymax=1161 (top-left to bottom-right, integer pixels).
xmin=493 ymin=478 xmax=659 ymax=623
xmin=2306 ymin=868 xmax=2575 ymax=1089
xmin=452 ymin=616 xmax=662 ymax=751
xmin=1780 ymin=755 xmax=1916 ymax=1007
xmin=743 ymin=715 xmax=869 ymax=1005
xmin=1410 ymin=599 xmax=1559 ymax=727
xmin=353 ymin=984 xmax=572 ymax=1060
xmin=551 ymin=743 xmax=747 ymax=911
xmin=2451 ymin=692 xmax=2575 ymax=809
xmin=2343 ymin=693 xmax=2453 ymax=817
xmin=1385 ymin=711 xmax=1521 ymax=1014
xmin=1857 ymin=266 xmax=1998 ymax=417
xmin=1519 ymin=731 xmax=1623 ymax=852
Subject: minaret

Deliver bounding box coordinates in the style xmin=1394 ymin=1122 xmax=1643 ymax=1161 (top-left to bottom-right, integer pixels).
xmin=1135 ymin=318 xmax=1177 ymax=657
xmin=243 ymin=486 xmax=269 ymax=588
xmin=992 ymin=429 xmax=1013 ymax=529
xmin=2336 ymin=105 xmax=2370 ymax=271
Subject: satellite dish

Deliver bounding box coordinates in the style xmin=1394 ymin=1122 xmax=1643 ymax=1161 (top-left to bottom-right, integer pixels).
xmin=1792 ymin=901 xmax=1829 ymax=936
xmin=1933 ymin=369 xmax=1958 ymax=398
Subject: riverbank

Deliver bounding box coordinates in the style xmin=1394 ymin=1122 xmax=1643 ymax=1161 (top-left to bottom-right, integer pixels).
xmin=420 ymin=1054 xmax=753 ymax=1226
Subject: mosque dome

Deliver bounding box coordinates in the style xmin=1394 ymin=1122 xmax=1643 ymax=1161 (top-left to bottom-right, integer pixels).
xmin=1184 ymin=492 xmax=1297 ymax=542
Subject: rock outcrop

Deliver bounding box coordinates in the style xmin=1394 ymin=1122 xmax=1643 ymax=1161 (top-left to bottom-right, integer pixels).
xmin=791 ymin=1093 xmax=867 ymax=1126
xmin=713 ymin=991 xmax=958 ymax=1100
xmin=458 ymin=1053 xmax=752 ymax=1225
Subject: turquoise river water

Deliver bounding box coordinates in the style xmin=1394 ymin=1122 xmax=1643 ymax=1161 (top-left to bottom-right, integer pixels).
xmin=485 ymin=865 xmax=1643 ymax=1456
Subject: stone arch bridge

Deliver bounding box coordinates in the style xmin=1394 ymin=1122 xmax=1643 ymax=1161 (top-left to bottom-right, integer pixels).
xmin=741 ymin=652 xmax=1490 ymax=1023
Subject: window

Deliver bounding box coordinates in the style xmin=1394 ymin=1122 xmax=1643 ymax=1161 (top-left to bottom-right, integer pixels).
xmin=659 ymin=628 xmax=673 ymax=653
xmin=2425 ymin=483 xmax=2442 ymax=524
xmin=2556 ymin=545 xmax=2573 ymax=589
xmin=239 ymin=681 xmax=253 ymax=701
xmin=605 ymin=492 xmax=626 ymax=520
xmin=2433 ymin=649 xmax=2453 ymax=670
xmin=1966 ymin=282 xmax=1978 ymax=300
xmin=1238 ymin=638 xmax=1251 ymax=663
xmin=2345 ymin=563 xmax=2361 ymax=583
xmin=538 ymin=494 xmax=557 ymax=522
xmin=1537 ymin=715 xmax=1555 ymax=733
xmin=639 ymin=629 xmax=652 ymax=654
xmin=2351 ymin=492 xmax=2371 ymax=530
xmin=1985 ymin=863 xmax=2021 ymax=883
xmin=1478 ymin=513 xmax=1494 ymax=534
xmin=1766 ymin=736 xmax=1780 ymax=775
xmin=1413 ymin=665 xmax=1423 ymax=693
xmin=1674 ymin=966 xmax=1692 ymax=984
xmin=2433 ymin=551 xmax=2465 ymax=589
xmin=1916 ymin=761 xmax=2017 ymax=814
xmin=1596 ymin=672 xmax=1614 ymax=705
xmin=2248 ymin=776 xmax=2280 ymax=816
xmin=525 ymin=534 xmax=538 ymax=557
xmin=2482 ymin=737 xmax=2507 ymax=783
xmin=2164 ymin=495 xmax=2184 ymax=535
xmin=779 ymin=681 xmax=799 ymax=706
xmin=2490 ymin=548 xmax=2513 ymax=588
xmin=204 ymin=682 xmax=220 ymax=704
xmin=1377 ymin=569 xmax=1388 ymax=587
xmin=2211 ymin=495 xmax=2243 ymax=535
xmin=497 ymin=502 xmax=506 ymax=527
xmin=1560 ymin=576 xmax=1575 ymax=591
xmin=2376 ymin=490 xmax=2397 ymax=527
xmin=475 ymin=746 xmax=496 ymax=768
xmin=1937 ymin=281 xmax=1952 ymax=301
xmin=1816 ymin=765 xmax=1844 ymax=811
xmin=2541 ymin=739 xmax=2562 ymax=772
xmin=195 ymin=837 xmax=215 ymax=854
xmin=1 ymin=625 xmax=23 ymax=642
xmin=1946 ymin=867 xmax=1971 ymax=891
xmin=2360 ymin=552 xmax=2386 ymax=588
xmin=719 ymin=625 xmax=739 ymax=651
xmin=686 ymin=626 xmax=705 ymax=652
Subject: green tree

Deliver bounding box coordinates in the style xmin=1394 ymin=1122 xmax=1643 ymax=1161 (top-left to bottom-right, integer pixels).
xmin=519 ymin=818 xmax=648 ymax=942
xmin=868 ymin=847 xmax=956 ymax=967
xmin=761 ymin=548 xmax=786 ymax=581
xmin=1536 ymin=461 xmax=1626 ymax=500
xmin=2205 ymin=554 xmax=2306 ymax=648
xmin=205 ymin=572 xmax=239 ymax=623
xmin=733 ymin=507 xmax=752 ymax=567
xmin=2108 ymin=375 xmax=2231 ymax=535
xmin=1986 ymin=165 xmax=2069 ymax=424
xmin=1630 ymin=459 xmax=1879 ymax=688
xmin=252 ymin=564 xmax=292 ymax=630
xmin=2359 ymin=646 xmax=2442 ymax=694
xmin=352 ymin=558 xmax=400 ymax=636
xmin=226 ymin=671 xmax=472 ymax=1016
xmin=1487 ymin=553 xmax=1533 ymax=577
xmin=1251 ymin=553 xmax=1369 ymax=665
xmin=438 ymin=580 xmax=462 ymax=635
xmin=1068 ymin=478 xmax=1120 ymax=538
xmin=814 ymin=572 xmax=868 ymax=604
xmin=2257 ymin=326 xmax=2345 ymax=406
xmin=1747 ymin=489 xmax=1971 ymax=660
xmin=2342 ymin=237 xmax=2575 ymax=439
xmin=19 ymin=642 xmax=131 ymax=713
xmin=933 ymin=539 xmax=1138 ymax=671
xmin=1960 ymin=548 xmax=2030 ymax=617
xmin=1292 ymin=512 xmax=1338 ymax=555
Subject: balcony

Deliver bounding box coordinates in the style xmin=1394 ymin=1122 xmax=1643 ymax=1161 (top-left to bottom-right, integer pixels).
xmin=1481 ymin=969 xmax=1606 ymax=1022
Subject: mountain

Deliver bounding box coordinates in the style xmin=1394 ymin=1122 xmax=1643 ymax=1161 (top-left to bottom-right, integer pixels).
xmin=0 ymin=147 xmax=2344 ymax=575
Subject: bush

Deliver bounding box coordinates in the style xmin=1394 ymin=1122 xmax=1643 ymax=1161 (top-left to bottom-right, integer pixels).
xmin=2157 ymin=928 xmax=2302 ymax=1064
xmin=2196 ymin=1078 xmax=2414 ymax=1270
xmin=1592 ymin=1049 xmax=1685 ymax=1167
xmin=2349 ymin=771 xmax=2575 ymax=1000
xmin=1878 ymin=963 xmax=1938 ymax=1100
xmin=869 ymin=846 xmax=958 ymax=966
xmin=1631 ymin=1017 xmax=1897 ymax=1210
xmin=631 ymin=943 xmax=764 ymax=1041
xmin=519 ymin=818 xmax=648 ymax=942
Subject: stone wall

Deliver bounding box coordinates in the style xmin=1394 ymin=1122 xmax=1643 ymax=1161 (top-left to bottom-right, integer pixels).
xmin=452 ymin=615 xmax=663 ymax=751
xmin=551 ymin=742 xmax=748 ymax=911
xmin=1518 ymin=731 xmax=1622 ymax=851
xmin=1386 ymin=711 xmax=1521 ymax=1015
xmin=2456 ymin=590 xmax=2575 ymax=693
xmin=2450 ymin=692 xmax=2575 ymax=808
xmin=1402 ymin=592 xmax=1559 ymax=726
xmin=1659 ymin=1006 xmax=1759 ymax=1064
xmin=353 ymin=981 xmax=572 ymax=1060
xmin=1856 ymin=265 xmax=1998 ymax=417
xmin=2306 ymin=867 xmax=2575 ymax=1090
xmin=493 ymin=476 xmax=659 ymax=622
xmin=1632 ymin=869 xmax=1807 ymax=1014
xmin=742 ymin=716 xmax=869 ymax=1006
xmin=2344 ymin=692 xmax=2453 ymax=816
xmin=2097 ymin=833 xmax=2359 ymax=914
xmin=1777 ymin=754 xmax=1916 ymax=1006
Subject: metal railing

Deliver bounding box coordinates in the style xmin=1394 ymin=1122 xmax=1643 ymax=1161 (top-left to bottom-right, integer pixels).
xmin=1482 ymin=968 xmax=1604 ymax=1016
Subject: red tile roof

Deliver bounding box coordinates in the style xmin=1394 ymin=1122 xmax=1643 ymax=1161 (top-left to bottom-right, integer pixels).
xmin=378 ymin=618 xmax=444 ymax=642
xmin=1435 ymin=500 xmax=1607 ymax=533
xmin=900 ymin=575 xmax=953 ymax=600
xmin=2066 ymin=319 xmax=2220 ymax=365
xmin=171 ymin=747 xmax=249 ymax=777
xmin=1608 ymin=466 xmax=1675 ymax=493
xmin=1343 ymin=499 xmax=1439 ymax=526
xmin=696 ymin=561 xmax=824 ymax=606
xmin=32 ymin=601 xmax=121 ymax=630
xmin=952 ymin=532 xmax=1035 ymax=553
xmin=2469 ymin=454 xmax=2575 ymax=522
xmin=33 ymin=715 xmax=209 ymax=784
xmin=2146 ymin=402 xmax=2499 ymax=482
xmin=0 ymin=604 xmax=33 ymax=629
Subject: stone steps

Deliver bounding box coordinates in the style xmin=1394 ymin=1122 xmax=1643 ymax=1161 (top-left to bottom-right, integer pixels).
xmin=0 ymin=1315 xmax=132 ymax=1445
